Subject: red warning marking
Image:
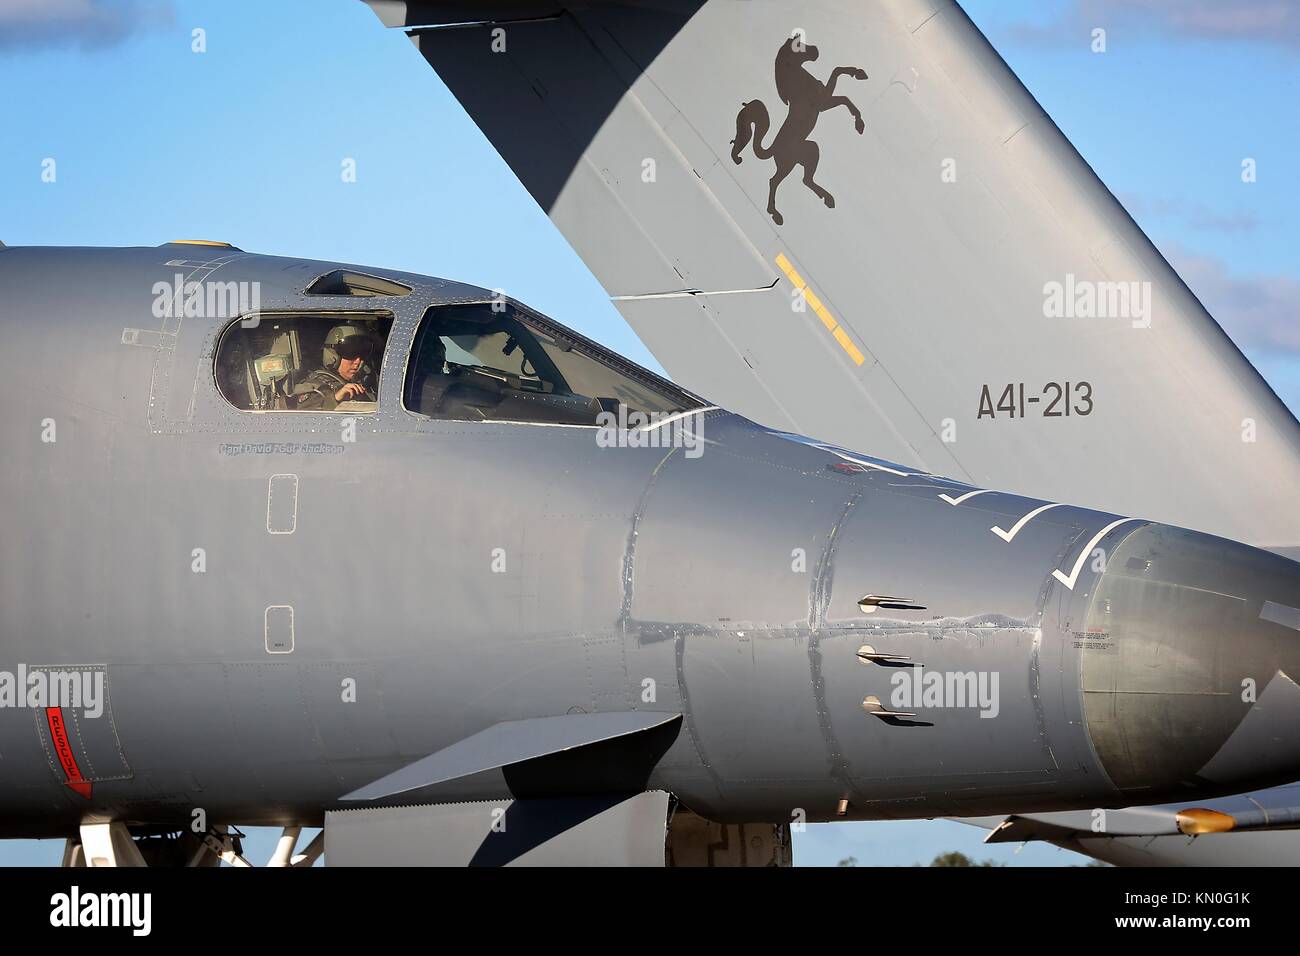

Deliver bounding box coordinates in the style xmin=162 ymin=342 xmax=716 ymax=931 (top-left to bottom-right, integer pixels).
xmin=45 ymin=707 xmax=92 ymax=800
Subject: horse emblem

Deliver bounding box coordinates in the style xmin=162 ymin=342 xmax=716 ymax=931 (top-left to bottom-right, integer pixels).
xmin=730 ymin=37 xmax=868 ymax=226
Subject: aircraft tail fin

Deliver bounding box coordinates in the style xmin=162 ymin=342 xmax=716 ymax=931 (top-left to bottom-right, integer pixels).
xmin=363 ymin=0 xmax=1300 ymax=548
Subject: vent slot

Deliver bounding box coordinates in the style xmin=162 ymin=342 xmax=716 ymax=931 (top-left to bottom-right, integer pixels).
xmin=857 ymin=594 xmax=926 ymax=613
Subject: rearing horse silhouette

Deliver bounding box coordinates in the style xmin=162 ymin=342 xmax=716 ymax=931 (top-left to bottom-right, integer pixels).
xmin=730 ymin=38 xmax=868 ymax=226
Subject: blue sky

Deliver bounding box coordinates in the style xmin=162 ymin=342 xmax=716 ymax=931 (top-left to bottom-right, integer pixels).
xmin=0 ymin=0 xmax=1296 ymax=866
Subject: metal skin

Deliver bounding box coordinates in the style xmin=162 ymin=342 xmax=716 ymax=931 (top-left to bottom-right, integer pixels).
xmin=366 ymin=0 xmax=1300 ymax=552
xmin=1 ymin=243 xmax=1298 ymax=839
xmin=358 ymin=0 xmax=1300 ymax=865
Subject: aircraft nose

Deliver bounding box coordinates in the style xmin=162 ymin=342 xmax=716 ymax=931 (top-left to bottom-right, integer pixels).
xmin=1080 ymin=523 xmax=1300 ymax=801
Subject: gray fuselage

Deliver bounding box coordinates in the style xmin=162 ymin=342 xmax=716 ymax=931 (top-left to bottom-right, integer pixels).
xmin=2 ymin=244 xmax=1298 ymax=838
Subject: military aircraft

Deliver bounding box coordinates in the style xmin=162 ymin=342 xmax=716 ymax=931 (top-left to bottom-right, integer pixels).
xmin=0 ymin=237 xmax=1296 ymax=866
xmin=1 ymin=0 xmax=1297 ymax=867
xmin=345 ymin=0 xmax=1300 ymax=866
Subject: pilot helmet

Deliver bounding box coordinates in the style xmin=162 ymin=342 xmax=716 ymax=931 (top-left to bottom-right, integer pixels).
xmin=323 ymin=324 xmax=377 ymax=370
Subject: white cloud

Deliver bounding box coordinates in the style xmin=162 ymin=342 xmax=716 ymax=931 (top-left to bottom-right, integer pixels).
xmin=1009 ymin=0 xmax=1300 ymax=50
xmin=0 ymin=0 xmax=173 ymax=51
xmin=1107 ymin=0 xmax=1300 ymax=45
xmin=1162 ymin=244 xmax=1300 ymax=358
xmin=1120 ymin=194 xmax=1262 ymax=235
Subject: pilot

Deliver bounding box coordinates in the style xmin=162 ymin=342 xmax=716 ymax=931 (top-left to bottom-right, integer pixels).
xmin=293 ymin=324 xmax=380 ymax=411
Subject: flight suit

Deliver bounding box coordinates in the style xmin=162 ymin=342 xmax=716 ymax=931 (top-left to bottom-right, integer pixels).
xmin=292 ymin=367 xmax=375 ymax=411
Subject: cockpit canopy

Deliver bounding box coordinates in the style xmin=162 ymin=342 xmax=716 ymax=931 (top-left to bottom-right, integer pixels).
xmin=404 ymin=302 xmax=700 ymax=425
xmin=213 ymin=299 xmax=702 ymax=424
xmin=215 ymin=312 xmax=393 ymax=413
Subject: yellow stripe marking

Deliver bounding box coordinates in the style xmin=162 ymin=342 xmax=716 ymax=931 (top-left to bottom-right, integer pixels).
xmin=775 ymin=253 xmax=805 ymax=289
xmin=774 ymin=253 xmax=865 ymax=366
xmin=833 ymin=327 xmax=866 ymax=365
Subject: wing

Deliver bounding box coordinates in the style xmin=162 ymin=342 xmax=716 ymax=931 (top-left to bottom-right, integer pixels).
xmin=361 ymin=0 xmax=1300 ymax=550
xmin=956 ymin=781 xmax=1300 ymax=866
